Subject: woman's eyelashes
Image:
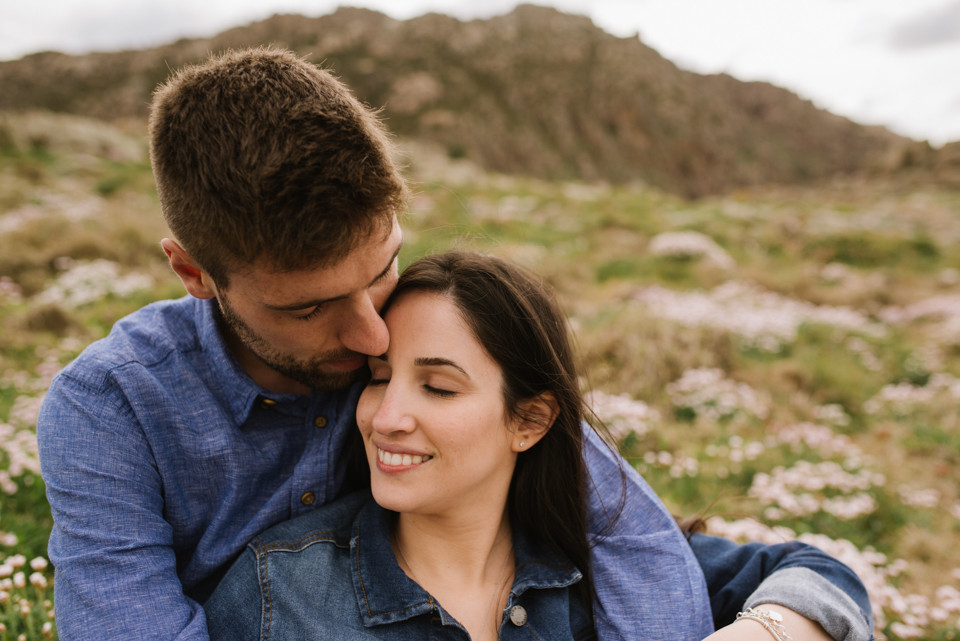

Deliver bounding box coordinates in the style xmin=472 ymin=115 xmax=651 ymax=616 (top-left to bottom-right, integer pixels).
xmin=364 ymin=372 xmax=458 ymax=398
xmin=424 ymin=384 xmax=457 ymax=398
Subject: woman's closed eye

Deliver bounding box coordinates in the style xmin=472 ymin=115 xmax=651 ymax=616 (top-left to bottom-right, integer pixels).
xmin=424 ymin=384 xmax=457 ymax=398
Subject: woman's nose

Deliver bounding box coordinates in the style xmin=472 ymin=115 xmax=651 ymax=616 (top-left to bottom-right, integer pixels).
xmin=371 ymin=385 xmax=416 ymax=434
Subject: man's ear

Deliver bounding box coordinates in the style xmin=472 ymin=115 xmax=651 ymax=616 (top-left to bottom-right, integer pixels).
xmin=512 ymin=392 xmax=560 ymax=452
xmin=160 ymin=239 xmax=217 ymax=300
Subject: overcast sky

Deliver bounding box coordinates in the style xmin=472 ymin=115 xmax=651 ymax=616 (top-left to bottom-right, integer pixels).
xmin=3 ymin=0 xmax=960 ymax=145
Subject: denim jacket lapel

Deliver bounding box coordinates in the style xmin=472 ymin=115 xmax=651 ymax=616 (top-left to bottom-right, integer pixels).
xmin=350 ymin=500 xmax=437 ymax=627
xmin=511 ymin=526 xmax=583 ymax=597
xmin=349 ymin=499 xmax=583 ymax=629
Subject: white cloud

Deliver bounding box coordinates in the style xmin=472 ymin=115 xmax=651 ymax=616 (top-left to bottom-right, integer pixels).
xmin=888 ymin=0 xmax=960 ymax=49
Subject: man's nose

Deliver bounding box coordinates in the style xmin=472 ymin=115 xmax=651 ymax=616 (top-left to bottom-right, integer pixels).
xmin=341 ymin=293 xmax=390 ymax=357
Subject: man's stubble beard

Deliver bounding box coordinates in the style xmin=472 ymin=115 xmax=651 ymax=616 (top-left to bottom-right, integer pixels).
xmin=216 ymin=294 xmax=365 ymax=392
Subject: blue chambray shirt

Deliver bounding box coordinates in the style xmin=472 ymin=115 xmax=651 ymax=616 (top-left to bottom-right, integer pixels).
xmin=38 ymin=295 xmax=716 ymax=641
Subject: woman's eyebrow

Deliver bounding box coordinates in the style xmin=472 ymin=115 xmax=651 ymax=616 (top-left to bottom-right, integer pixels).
xmin=415 ymin=357 xmax=469 ymax=378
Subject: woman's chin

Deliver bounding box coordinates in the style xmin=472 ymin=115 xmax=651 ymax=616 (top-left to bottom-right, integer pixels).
xmin=370 ymin=481 xmax=420 ymax=514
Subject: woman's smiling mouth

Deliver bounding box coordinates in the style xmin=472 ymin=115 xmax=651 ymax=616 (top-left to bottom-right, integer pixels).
xmin=377 ymin=447 xmax=433 ymax=467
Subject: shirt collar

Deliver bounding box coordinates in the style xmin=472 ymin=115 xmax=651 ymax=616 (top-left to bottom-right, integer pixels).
xmin=349 ymin=499 xmax=583 ymax=628
xmin=194 ymin=297 xmax=302 ymax=425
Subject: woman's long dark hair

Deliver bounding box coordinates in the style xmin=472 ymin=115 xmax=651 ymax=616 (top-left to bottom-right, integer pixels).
xmin=382 ymin=251 xmax=606 ymax=609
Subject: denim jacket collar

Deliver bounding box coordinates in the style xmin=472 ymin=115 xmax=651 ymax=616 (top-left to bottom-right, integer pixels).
xmin=194 ymin=297 xmax=306 ymax=425
xmin=350 ymin=499 xmax=583 ymax=628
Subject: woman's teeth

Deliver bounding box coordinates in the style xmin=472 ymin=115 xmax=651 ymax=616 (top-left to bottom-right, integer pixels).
xmin=378 ymin=448 xmax=432 ymax=466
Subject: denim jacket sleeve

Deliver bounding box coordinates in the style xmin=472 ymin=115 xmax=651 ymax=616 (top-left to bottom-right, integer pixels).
xmin=204 ymin=549 xmax=261 ymax=641
xmin=37 ymin=372 xmax=210 ymax=641
xmin=690 ymin=533 xmax=874 ymax=641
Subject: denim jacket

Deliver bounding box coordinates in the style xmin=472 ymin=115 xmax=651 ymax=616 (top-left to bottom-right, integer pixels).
xmin=206 ymin=491 xmax=875 ymax=641
xmin=205 ymin=491 xmax=594 ymax=640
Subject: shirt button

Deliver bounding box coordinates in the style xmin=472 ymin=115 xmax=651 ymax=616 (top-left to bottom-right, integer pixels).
xmin=301 ymin=492 xmax=316 ymax=506
xmin=509 ymin=605 xmax=527 ymax=626
xmin=259 ymin=398 xmax=277 ymax=410
xmin=313 ymin=416 xmax=328 ymax=429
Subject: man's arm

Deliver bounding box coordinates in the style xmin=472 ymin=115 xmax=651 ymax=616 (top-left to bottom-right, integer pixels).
xmin=692 ymin=533 xmax=873 ymax=641
xmin=584 ymin=428 xmax=715 ymax=640
xmin=38 ymin=372 xmax=210 ymax=641
xmin=584 ymin=426 xmax=873 ymax=641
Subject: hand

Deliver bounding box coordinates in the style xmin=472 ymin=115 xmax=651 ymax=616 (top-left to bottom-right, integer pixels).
xmin=702 ymin=604 xmax=833 ymax=641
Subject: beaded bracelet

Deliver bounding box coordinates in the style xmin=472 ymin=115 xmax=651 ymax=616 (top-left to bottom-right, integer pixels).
xmin=736 ymin=607 xmax=794 ymax=641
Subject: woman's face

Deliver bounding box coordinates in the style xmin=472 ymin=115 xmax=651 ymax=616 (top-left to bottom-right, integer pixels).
xmin=356 ymin=290 xmax=520 ymax=518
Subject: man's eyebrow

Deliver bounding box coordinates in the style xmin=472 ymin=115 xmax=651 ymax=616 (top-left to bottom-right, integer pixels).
xmin=264 ymin=242 xmax=403 ymax=312
xmin=415 ymin=357 xmax=469 ymax=378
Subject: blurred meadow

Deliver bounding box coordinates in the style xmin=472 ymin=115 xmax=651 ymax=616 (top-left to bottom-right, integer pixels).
xmin=1 ymin=110 xmax=960 ymax=640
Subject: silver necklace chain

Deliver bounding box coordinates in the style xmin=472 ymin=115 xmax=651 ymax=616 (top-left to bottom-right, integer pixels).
xmin=396 ymin=534 xmax=512 ymax=640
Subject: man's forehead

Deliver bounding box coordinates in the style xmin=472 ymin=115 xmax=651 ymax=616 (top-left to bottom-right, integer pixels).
xmin=237 ymin=216 xmax=400 ymax=276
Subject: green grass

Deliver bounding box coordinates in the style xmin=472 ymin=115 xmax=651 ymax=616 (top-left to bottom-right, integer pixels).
xmin=0 ymin=477 xmax=53 ymax=561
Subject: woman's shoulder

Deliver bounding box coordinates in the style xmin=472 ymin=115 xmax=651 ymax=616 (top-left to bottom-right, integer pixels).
xmin=247 ymin=490 xmax=370 ymax=555
xmin=207 ymin=491 xmax=374 ymax=641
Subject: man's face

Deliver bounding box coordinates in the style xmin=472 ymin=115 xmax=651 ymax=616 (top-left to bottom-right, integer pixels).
xmin=213 ymin=218 xmax=402 ymax=393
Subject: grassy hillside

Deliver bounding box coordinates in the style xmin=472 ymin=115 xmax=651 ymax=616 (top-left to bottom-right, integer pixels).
xmin=1 ymin=113 xmax=960 ymax=640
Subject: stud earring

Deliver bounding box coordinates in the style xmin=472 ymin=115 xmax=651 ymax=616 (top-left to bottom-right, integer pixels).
xmin=519 ymin=442 xmax=525 ymax=448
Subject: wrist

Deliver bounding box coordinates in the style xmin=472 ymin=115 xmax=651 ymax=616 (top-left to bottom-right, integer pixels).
xmin=737 ymin=607 xmax=792 ymax=641
xmin=745 ymin=603 xmax=836 ymax=641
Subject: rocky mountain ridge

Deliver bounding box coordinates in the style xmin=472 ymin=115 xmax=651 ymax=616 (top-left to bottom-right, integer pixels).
xmin=1 ymin=5 xmax=956 ymax=196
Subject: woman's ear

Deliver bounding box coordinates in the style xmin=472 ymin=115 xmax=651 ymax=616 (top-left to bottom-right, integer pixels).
xmin=512 ymin=392 xmax=560 ymax=452
xmin=161 ymin=238 xmax=218 ymax=300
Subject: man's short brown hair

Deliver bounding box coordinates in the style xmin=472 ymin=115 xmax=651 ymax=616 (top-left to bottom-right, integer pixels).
xmin=149 ymin=47 xmax=407 ymax=286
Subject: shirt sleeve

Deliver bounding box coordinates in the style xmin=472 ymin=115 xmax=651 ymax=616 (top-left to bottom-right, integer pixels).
xmin=584 ymin=427 xmax=715 ymax=641
xmin=690 ymin=533 xmax=874 ymax=641
xmin=37 ymin=371 xmax=211 ymax=641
